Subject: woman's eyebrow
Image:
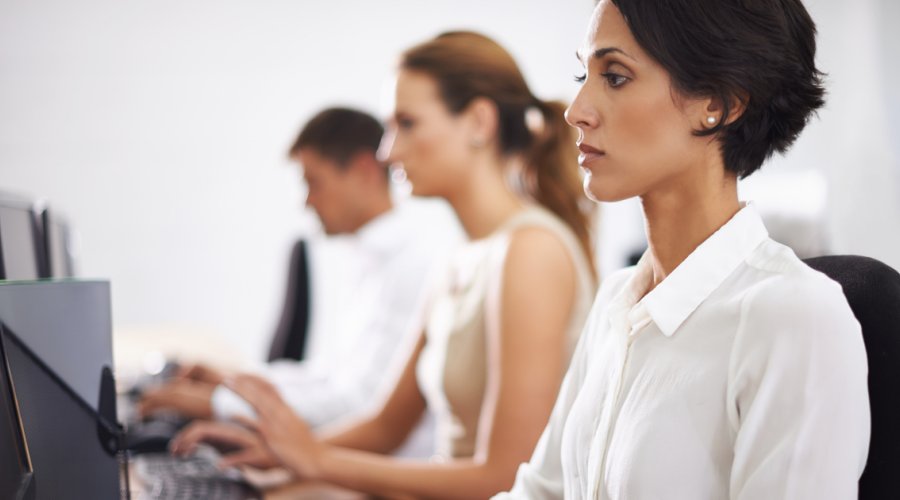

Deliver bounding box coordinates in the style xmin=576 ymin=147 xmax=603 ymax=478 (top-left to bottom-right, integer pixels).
xmin=594 ymin=46 xmax=636 ymax=61
xmin=577 ymin=46 xmax=637 ymax=64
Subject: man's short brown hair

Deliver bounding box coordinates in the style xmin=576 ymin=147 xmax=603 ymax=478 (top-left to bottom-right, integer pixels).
xmin=289 ymin=108 xmax=384 ymax=167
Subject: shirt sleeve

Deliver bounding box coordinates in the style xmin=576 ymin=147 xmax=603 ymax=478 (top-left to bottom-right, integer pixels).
xmin=208 ymin=361 xmax=347 ymax=424
xmin=727 ymin=271 xmax=871 ymax=500
xmin=264 ymin=310 xmax=405 ymax=429
xmin=211 ymin=383 xmax=256 ymax=421
xmin=210 ymin=294 xmax=415 ymax=428
xmin=492 ymin=309 xmax=594 ymax=500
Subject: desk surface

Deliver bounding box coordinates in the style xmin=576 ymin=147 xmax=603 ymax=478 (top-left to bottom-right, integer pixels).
xmin=261 ymin=480 xmax=367 ymax=500
xmin=114 ymin=324 xmax=255 ymax=388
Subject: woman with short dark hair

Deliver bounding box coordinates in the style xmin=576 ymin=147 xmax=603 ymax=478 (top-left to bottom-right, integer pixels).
xmin=494 ymin=0 xmax=870 ymax=499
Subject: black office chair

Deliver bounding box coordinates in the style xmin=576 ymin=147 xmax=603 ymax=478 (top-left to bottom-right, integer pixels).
xmin=267 ymin=239 xmax=311 ymax=362
xmin=803 ymin=255 xmax=900 ymax=500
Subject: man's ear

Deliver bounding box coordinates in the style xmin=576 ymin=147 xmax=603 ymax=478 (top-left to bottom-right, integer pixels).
xmin=347 ymin=151 xmax=387 ymax=183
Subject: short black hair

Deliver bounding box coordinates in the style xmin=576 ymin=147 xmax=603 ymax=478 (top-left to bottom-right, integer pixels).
xmin=611 ymin=0 xmax=825 ymax=178
xmin=289 ymin=107 xmax=384 ymax=167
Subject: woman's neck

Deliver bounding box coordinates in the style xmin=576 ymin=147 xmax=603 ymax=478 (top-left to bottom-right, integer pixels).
xmin=641 ymin=166 xmax=741 ymax=294
xmin=446 ymin=157 xmax=523 ymax=240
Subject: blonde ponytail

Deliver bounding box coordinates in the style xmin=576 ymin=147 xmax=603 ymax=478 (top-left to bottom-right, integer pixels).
xmin=524 ymin=100 xmax=595 ymax=278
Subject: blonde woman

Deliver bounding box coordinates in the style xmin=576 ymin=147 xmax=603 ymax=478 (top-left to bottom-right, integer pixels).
xmin=172 ymin=31 xmax=597 ymax=500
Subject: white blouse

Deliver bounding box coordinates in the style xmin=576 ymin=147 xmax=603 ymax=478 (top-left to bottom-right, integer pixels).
xmin=494 ymin=202 xmax=870 ymax=500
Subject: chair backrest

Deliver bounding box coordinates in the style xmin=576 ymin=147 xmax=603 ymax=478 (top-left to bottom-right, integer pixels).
xmin=803 ymin=255 xmax=900 ymax=499
xmin=267 ymin=239 xmax=311 ymax=362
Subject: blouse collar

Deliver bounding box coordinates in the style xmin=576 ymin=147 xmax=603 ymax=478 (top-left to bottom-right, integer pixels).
xmin=608 ymin=201 xmax=769 ymax=338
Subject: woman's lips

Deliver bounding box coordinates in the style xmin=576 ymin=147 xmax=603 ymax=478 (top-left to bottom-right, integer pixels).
xmin=577 ymin=143 xmax=605 ymax=166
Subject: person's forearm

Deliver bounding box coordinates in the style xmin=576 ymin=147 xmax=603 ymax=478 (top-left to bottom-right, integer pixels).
xmin=313 ymin=446 xmax=518 ymax=500
xmin=317 ymin=412 xmax=411 ymax=455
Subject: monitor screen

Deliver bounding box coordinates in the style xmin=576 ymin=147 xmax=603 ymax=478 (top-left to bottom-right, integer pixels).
xmin=0 ymin=205 xmax=39 ymax=281
xmin=0 ymin=327 xmax=33 ymax=500
xmin=1 ymin=325 xmax=124 ymax=500
xmin=42 ymin=211 xmax=73 ymax=278
xmin=0 ymin=281 xmax=113 ymax=413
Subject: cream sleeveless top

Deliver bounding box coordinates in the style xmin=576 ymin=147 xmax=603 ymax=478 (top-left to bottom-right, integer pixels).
xmin=415 ymin=205 xmax=597 ymax=460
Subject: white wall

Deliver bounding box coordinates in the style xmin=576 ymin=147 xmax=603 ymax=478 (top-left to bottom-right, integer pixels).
xmin=792 ymin=0 xmax=900 ymax=266
xmin=1 ymin=0 xmax=898 ymax=361
xmin=0 ymin=0 xmax=593 ymax=361
xmin=879 ymin=0 xmax=900 ymax=242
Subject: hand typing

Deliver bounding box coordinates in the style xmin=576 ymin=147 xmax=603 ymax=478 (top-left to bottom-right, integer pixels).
xmin=224 ymin=375 xmax=324 ymax=479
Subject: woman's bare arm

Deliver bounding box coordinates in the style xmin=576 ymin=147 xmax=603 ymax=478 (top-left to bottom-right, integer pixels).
xmin=318 ymin=332 xmax=428 ymax=454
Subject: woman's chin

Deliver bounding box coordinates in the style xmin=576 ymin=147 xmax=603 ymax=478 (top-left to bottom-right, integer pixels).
xmin=583 ymin=176 xmax=608 ymax=203
xmin=584 ymin=178 xmax=635 ymax=204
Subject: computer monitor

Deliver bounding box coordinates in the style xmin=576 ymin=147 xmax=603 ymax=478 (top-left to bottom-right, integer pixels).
xmin=0 ymin=326 xmax=35 ymax=500
xmin=39 ymin=208 xmax=75 ymax=279
xmin=1 ymin=323 xmax=126 ymax=500
xmin=0 ymin=198 xmax=43 ymax=281
xmin=0 ymin=280 xmax=113 ymax=414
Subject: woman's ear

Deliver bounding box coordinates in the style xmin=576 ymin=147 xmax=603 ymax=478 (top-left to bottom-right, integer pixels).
xmin=699 ymin=92 xmax=747 ymax=129
xmin=462 ymin=97 xmax=499 ymax=149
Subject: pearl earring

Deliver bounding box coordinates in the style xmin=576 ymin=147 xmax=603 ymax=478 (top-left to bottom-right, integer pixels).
xmin=707 ymin=116 xmax=716 ymax=125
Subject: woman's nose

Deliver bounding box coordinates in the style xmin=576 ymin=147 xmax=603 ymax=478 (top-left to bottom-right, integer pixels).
xmin=565 ymin=85 xmax=599 ymax=131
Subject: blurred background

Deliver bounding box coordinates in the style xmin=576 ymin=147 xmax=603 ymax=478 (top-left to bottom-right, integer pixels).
xmin=1 ymin=0 xmax=898 ymax=363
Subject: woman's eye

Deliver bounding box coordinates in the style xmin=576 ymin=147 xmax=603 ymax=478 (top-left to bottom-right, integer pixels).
xmin=399 ymin=118 xmax=415 ymax=130
xmin=601 ymin=73 xmax=628 ymax=87
xmin=574 ymin=73 xmax=586 ymax=84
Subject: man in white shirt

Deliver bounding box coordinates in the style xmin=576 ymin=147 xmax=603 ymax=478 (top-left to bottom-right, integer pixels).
xmin=140 ymin=108 xmax=461 ymax=436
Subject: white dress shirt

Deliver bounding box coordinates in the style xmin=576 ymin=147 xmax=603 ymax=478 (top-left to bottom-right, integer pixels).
xmin=212 ymin=199 xmax=463 ymax=430
xmin=495 ymin=202 xmax=870 ymax=500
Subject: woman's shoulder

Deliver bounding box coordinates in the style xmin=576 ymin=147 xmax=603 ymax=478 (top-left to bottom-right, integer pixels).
xmin=742 ymin=239 xmax=851 ymax=318
xmin=499 ymin=205 xmax=572 ymax=237
xmin=736 ymin=239 xmax=862 ymax=357
xmin=501 ymin=223 xmax=577 ymax=282
xmin=499 ymin=206 xmax=591 ymax=271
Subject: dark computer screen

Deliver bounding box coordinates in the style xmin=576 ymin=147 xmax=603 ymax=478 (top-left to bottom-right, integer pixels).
xmin=2 ymin=324 xmax=124 ymax=500
xmin=0 ymin=281 xmax=113 ymax=412
xmin=0 ymin=327 xmax=33 ymax=500
xmin=0 ymin=204 xmax=40 ymax=281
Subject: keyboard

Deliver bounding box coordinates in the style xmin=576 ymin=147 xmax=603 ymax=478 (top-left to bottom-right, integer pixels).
xmin=133 ymin=447 xmax=260 ymax=500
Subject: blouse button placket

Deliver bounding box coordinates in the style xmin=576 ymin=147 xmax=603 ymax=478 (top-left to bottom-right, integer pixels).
xmin=591 ymin=321 xmax=634 ymax=500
